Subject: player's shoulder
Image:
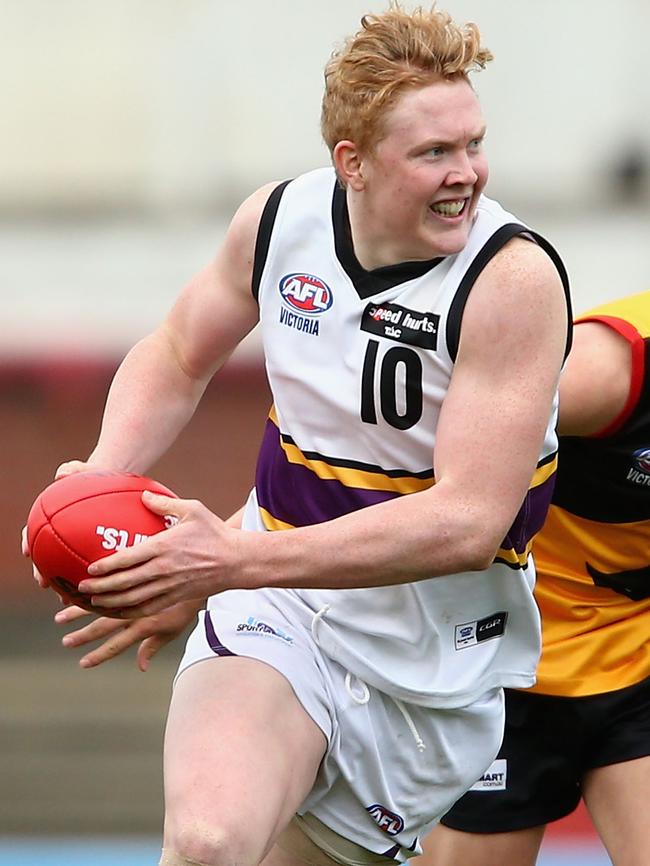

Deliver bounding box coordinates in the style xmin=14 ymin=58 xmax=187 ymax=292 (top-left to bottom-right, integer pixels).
xmin=220 ymin=180 xmax=288 ymax=268
xmin=229 ymin=181 xmax=286 ymax=235
xmin=464 ymin=229 xmax=569 ymax=346
xmin=486 ymin=235 xmax=562 ymax=292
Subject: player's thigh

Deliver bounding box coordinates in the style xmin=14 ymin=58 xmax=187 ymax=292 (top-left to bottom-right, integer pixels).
xmin=422 ymin=821 xmax=545 ymax=866
xmin=163 ymin=656 xmax=328 ymax=861
xmin=583 ymin=756 xmax=650 ymax=866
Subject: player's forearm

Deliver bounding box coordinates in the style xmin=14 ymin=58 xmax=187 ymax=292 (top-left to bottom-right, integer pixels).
xmin=89 ymin=331 xmax=209 ymax=474
xmin=238 ymin=483 xmax=503 ymax=591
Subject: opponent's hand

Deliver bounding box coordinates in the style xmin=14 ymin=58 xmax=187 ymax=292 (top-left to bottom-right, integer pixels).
xmin=56 ymin=599 xmax=203 ymax=670
xmin=76 ymin=492 xmax=244 ymax=618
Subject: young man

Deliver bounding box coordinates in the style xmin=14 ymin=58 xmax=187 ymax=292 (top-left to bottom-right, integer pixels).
xmin=424 ymin=291 xmax=650 ymax=866
xmin=26 ymin=7 xmax=570 ymax=866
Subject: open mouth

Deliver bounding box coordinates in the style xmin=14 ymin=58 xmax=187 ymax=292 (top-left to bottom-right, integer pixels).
xmin=429 ymin=199 xmax=467 ymax=218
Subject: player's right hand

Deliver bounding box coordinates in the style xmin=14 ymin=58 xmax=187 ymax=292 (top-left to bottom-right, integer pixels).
xmin=56 ymin=598 xmax=203 ymax=670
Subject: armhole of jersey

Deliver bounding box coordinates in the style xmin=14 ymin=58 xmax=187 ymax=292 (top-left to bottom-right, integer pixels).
xmin=251 ymin=179 xmax=292 ymax=303
xmin=574 ymin=314 xmax=645 ymax=438
xmin=445 ymin=223 xmax=573 ymax=363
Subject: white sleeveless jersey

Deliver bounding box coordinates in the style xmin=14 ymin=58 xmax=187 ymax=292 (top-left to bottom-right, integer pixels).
xmin=240 ymin=166 xmax=571 ymax=709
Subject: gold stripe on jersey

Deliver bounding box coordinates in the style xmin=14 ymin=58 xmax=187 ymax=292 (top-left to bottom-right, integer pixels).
xmin=530 ymin=453 xmax=558 ymax=487
xmin=259 ymin=507 xmax=295 ymax=532
xmin=268 ymin=408 xmax=435 ymax=495
xmin=494 ymin=456 xmax=558 ymax=568
xmin=495 ymin=541 xmax=533 ymax=569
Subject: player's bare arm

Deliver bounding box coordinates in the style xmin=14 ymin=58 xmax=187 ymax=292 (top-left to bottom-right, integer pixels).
xmin=77 ymin=237 xmax=567 ymax=616
xmin=557 ymin=319 xmax=631 ymax=437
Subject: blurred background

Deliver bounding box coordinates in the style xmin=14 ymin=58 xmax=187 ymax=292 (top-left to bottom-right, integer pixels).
xmin=3 ymin=1 xmax=649 ymax=863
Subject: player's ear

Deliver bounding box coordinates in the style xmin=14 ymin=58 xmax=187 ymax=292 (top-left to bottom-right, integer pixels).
xmin=333 ymin=141 xmax=365 ymax=191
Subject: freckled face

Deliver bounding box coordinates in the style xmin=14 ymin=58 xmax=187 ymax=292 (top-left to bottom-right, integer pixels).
xmin=357 ymin=78 xmax=489 ymax=265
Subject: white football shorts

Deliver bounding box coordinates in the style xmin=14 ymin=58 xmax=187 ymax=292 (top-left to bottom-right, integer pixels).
xmin=177 ymin=587 xmax=505 ymax=862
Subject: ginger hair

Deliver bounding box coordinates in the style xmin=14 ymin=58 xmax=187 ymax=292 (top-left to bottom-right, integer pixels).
xmin=321 ymin=3 xmax=493 ymax=155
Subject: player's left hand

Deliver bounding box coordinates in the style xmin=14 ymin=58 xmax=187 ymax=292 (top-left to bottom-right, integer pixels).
xmin=76 ymin=492 xmax=242 ymax=617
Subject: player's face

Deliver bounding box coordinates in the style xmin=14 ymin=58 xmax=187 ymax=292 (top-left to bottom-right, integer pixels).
xmin=359 ymin=78 xmax=488 ymax=265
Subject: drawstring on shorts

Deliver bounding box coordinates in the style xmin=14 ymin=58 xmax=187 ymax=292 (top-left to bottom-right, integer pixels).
xmin=312 ymin=605 xmax=426 ymax=753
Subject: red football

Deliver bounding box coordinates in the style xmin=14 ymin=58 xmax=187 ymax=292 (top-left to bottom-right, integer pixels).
xmin=27 ymin=470 xmax=178 ymax=611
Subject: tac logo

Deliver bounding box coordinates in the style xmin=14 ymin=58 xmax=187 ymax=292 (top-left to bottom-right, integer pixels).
xmin=633 ymin=447 xmax=650 ymax=473
xmin=366 ymin=804 xmax=404 ymax=836
xmin=279 ymin=273 xmax=333 ymax=315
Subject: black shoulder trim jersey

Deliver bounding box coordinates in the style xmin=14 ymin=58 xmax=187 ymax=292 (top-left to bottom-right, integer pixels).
xmin=446 ymin=224 xmax=573 ymax=363
xmin=252 ymin=180 xmax=292 ymax=302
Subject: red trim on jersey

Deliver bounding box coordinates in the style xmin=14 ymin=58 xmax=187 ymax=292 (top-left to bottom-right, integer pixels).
xmin=574 ymin=314 xmax=644 ymax=438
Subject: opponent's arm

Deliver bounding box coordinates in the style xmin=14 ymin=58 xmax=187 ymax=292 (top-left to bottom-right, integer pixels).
xmin=557 ymin=319 xmax=632 ymax=437
xmin=76 ymin=237 xmax=567 ymax=614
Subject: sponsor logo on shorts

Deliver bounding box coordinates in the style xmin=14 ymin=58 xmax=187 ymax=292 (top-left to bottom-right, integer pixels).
xmin=236 ymin=616 xmax=293 ymax=644
xmin=366 ymin=804 xmax=404 ymax=836
xmin=469 ymin=759 xmax=507 ymax=791
xmin=455 ymin=611 xmax=508 ymax=650
xmin=627 ymin=447 xmax=650 ymax=485
xmin=360 ymin=302 xmax=439 ymax=350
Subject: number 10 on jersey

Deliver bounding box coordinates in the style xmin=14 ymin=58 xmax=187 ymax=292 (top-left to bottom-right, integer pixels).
xmin=360 ymin=339 xmax=424 ymax=431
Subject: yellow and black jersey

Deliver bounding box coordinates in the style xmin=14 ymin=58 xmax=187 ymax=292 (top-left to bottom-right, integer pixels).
xmin=533 ymin=290 xmax=650 ymax=696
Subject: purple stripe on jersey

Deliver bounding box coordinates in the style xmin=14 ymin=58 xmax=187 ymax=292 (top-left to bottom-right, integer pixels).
xmin=255 ymin=420 xmax=401 ymax=526
xmin=204 ymin=612 xmax=236 ymax=657
xmin=501 ymin=472 xmax=557 ymax=555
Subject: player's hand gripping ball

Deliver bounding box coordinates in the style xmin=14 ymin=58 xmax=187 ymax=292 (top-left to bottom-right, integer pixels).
xmin=26 ymin=471 xmax=178 ymax=612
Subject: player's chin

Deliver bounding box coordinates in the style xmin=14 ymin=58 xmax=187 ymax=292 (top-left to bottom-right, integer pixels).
xmin=423 ymin=216 xmax=471 ymax=256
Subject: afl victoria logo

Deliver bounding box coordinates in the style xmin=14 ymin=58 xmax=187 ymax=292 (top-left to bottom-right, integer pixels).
xmin=633 ymin=447 xmax=650 ymax=473
xmin=279 ymin=273 xmax=333 ymax=315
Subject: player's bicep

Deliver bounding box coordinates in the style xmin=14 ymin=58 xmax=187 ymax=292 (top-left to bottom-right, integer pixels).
xmin=434 ymin=240 xmax=568 ymax=539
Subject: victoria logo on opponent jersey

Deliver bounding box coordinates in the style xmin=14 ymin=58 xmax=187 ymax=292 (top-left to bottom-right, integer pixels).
xmin=628 ymin=447 xmax=650 ymax=486
xmin=279 ymin=273 xmax=333 ymax=315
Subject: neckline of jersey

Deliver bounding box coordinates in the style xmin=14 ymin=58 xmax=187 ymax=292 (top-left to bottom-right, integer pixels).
xmin=331 ymin=181 xmax=443 ymax=300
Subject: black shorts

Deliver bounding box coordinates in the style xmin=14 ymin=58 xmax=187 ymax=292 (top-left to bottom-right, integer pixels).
xmin=441 ymin=675 xmax=650 ymax=832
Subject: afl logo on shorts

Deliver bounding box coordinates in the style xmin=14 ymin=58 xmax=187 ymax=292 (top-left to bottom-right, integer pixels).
xmin=633 ymin=447 xmax=650 ymax=473
xmin=366 ymin=804 xmax=405 ymax=836
xmin=279 ymin=273 xmax=333 ymax=315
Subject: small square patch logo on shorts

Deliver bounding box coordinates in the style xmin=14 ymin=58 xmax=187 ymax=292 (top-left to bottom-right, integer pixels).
xmin=455 ymin=611 xmax=507 ymax=649
xmin=469 ymin=759 xmax=507 ymax=791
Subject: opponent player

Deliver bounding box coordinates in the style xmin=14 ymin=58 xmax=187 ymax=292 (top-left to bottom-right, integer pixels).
xmin=423 ymin=290 xmax=650 ymax=866
xmin=25 ymin=7 xmax=571 ymax=866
